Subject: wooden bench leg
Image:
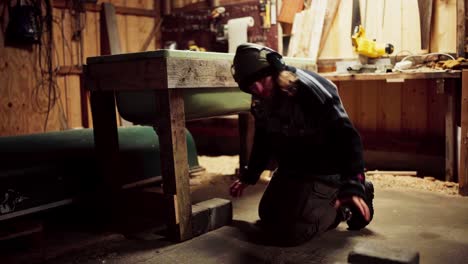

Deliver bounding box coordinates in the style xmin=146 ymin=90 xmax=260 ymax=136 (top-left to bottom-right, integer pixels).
xmin=460 ymin=71 xmax=468 ymax=195
xmin=442 ymin=79 xmax=457 ymax=182
xmin=154 ymin=89 xmax=192 ymax=242
xmin=90 ymin=91 xmax=121 ymax=220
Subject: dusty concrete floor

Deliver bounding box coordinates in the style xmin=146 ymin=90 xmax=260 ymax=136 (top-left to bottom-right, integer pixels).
xmin=15 ymin=171 xmax=463 ymax=264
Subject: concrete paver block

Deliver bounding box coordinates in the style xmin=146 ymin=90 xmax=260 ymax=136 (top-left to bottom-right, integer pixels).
xmin=348 ymin=241 xmax=420 ymax=264
xmin=191 ymin=198 xmax=232 ymax=237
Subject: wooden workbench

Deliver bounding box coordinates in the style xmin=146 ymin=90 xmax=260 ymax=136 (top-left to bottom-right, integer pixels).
xmin=85 ymin=49 xmax=465 ymax=242
xmin=321 ymin=70 xmax=462 ymax=184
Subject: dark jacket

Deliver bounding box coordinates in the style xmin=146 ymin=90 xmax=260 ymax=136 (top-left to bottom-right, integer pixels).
xmin=240 ymin=68 xmax=366 ymax=198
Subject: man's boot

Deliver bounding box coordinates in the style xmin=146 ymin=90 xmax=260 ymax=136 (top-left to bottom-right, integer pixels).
xmin=347 ymin=181 xmax=374 ymax=230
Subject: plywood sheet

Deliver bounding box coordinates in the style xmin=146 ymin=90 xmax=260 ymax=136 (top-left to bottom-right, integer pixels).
xmin=418 ymin=0 xmax=434 ymax=51
xmin=318 ymin=0 xmax=355 ymax=59
xmin=307 ymin=0 xmax=327 ymax=60
xmin=430 ymin=0 xmax=457 ymax=53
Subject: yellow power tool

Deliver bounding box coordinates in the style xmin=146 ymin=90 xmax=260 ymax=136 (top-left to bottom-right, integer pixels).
xmin=351 ymin=25 xmax=394 ymax=58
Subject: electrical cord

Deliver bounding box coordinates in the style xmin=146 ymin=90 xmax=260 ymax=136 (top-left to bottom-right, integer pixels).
xmin=394 ymin=52 xmax=456 ymax=72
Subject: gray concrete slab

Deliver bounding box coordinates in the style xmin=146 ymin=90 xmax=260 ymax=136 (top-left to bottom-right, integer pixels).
xmin=45 ymin=177 xmax=468 ymax=264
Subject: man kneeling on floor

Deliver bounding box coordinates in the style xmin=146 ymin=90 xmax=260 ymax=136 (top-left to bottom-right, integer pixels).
xmin=229 ymin=43 xmax=375 ymax=246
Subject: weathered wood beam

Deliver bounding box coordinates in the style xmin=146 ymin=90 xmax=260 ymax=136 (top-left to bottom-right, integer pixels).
xmin=457 ymin=0 xmax=465 ymax=57
xmin=460 ymin=70 xmax=468 ymax=195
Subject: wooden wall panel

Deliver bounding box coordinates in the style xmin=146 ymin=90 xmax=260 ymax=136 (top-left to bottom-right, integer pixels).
xmin=401 ymin=80 xmax=429 ymax=137
xmin=0 ymin=0 xmax=66 ymax=136
xmin=430 ymin=0 xmax=457 ymax=53
xmin=426 ymin=80 xmax=445 ymax=138
xmin=359 ymin=81 xmax=379 ymax=133
xmin=377 ymin=82 xmax=402 ymax=134
xmin=336 ymin=79 xmax=444 ymax=142
xmin=1 ymin=0 xmax=161 ymax=136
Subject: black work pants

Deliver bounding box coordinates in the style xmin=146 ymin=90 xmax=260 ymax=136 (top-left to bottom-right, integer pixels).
xmin=258 ymin=170 xmax=339 ymax=246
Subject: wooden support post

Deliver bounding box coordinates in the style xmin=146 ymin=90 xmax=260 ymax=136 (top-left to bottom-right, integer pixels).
xmin=460 ymin=71 xmax=468 ymax=195
xmin=154 ymin=89 xmax=192 ymax=242
xmin=238 ymin=112 xmax=255 ymax=174
xmin=456 ymin=0 xmax=465 ymax=57
xmin=443 ymin=79 xmax=457 ymax=182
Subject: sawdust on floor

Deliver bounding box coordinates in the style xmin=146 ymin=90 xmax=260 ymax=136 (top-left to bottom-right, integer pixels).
xmin=197 ymin=155 xmax=460 ymax=196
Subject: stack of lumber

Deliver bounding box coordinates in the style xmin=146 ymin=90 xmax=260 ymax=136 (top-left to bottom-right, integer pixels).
xmin=284 ymin=0 xmax=456 ymax=60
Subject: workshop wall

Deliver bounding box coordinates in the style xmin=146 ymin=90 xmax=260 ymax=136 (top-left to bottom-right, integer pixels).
xmin=161 ymin=0 xmax=279 ymax=52
xmin=0 ymin=0 xmax=161 ymax=136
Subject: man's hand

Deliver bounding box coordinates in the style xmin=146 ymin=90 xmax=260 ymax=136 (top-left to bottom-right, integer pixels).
xmin=229 ymin=179 xmax=249 ymax=198
xmin=334 ymin=196 xmax=371 ymax=222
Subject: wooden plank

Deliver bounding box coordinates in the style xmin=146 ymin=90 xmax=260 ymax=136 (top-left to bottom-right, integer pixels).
xmin=307 ymin=0 xmax=327 ymax=60
xmin=418 ymin=0 xmax=434 ymax=52
xmin=154 ymin=89 xmax=193 ymax=242
xmin=456 ymin=0 xmax=465 ymax=57
xmin=430 ymin=0 xmax=457 ymax=53
xmin=444 ymin=79 xmax=457 ymax=182
xmin=286 ymin=11 xmax=305 ymax=57
xmin=317 ymin=0 xmax=340 ymax=58
xmin=318 ymin=0 xmax=355 ymax=59
xmin=460 ymin=70 xmax=468 ymax=195
xmin=382 ymin=0 xmax=402 ymax=56
xmin=377 ymin=82 xmax=402 ymax=135
xmin=402 ymin=0 xmax=422 ymax=54
xmin=295 ymin=9 xmax=313 ymax=57
xmin=83 ymin=10 xmax=100 ymax=59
